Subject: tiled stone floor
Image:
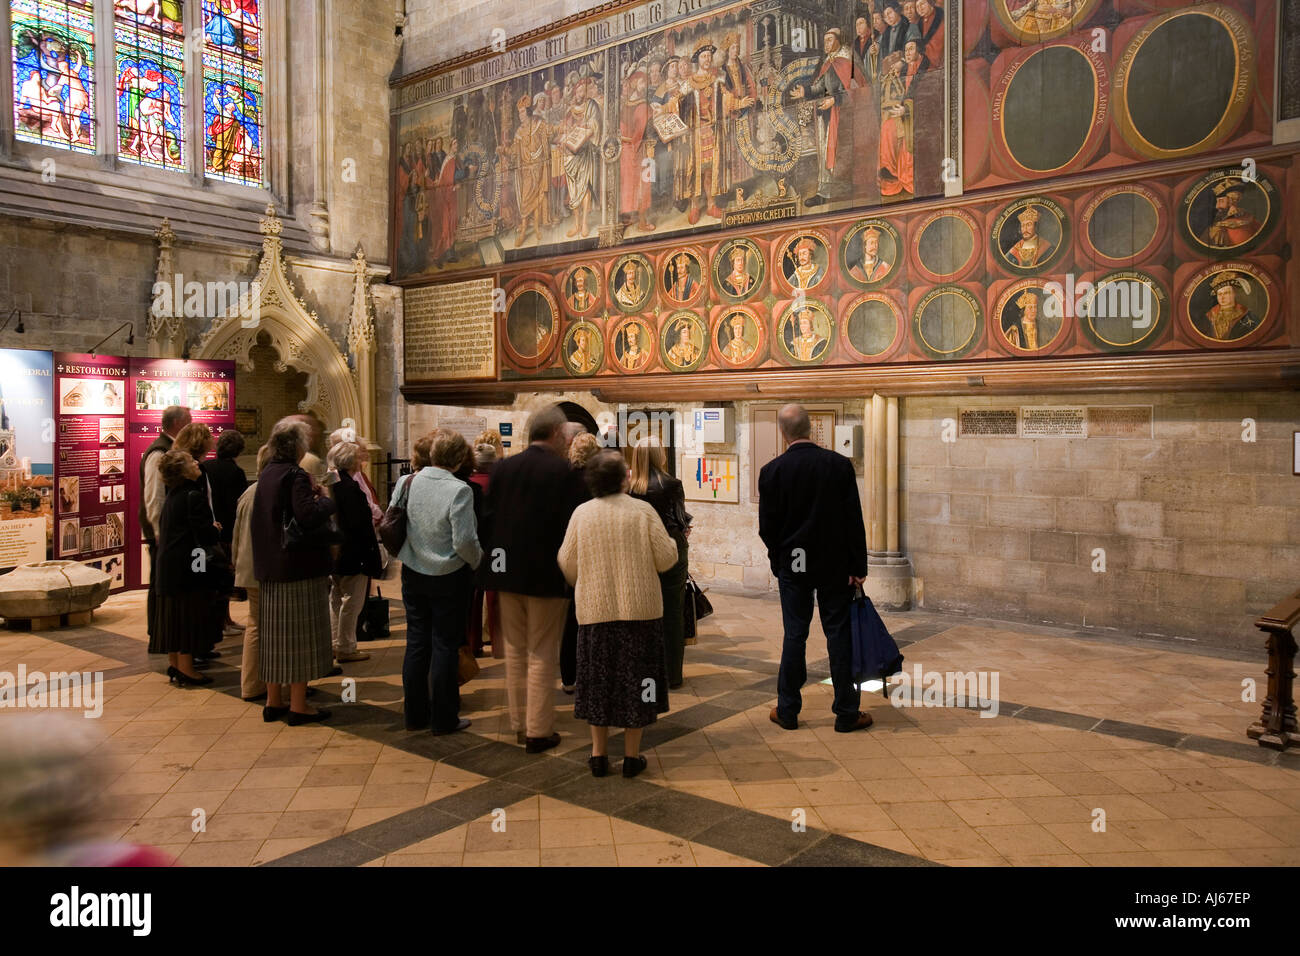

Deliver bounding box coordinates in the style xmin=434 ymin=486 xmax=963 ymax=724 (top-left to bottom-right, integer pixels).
xmin=4 ymin=587 xmax=1299 ymax=867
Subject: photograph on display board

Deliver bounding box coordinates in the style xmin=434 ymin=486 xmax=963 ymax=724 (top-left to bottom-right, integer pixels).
xmin=106 ymin=512 xmax=124 ymax=549
xmin=135 ymin=379 xmax=188 ymax=411
xmin=0 ymin=350 xmax=56 ymax=568
xmin=99 ymin=448 xmax=125 ymax=476
xmin=99 ymin=418 xmax=125 ymax=444
xmin=99 ymin=485 xmax=112 ymax=504
xmin=59 ymin=518 xmax=78 ymax=555
xmin=103 ymin=553 xmax=124 ymax=589
xmin=190 ymin=381 xmax=231 ymax=411
xmin=59 ymin=477 xmax=79 ymax=513
xmin=113 ymin=484 xmax=125 ymax=502
xmin=59 ymin=378 xmax=125 ymax=415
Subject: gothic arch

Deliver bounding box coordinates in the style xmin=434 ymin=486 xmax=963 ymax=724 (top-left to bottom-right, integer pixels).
xmin=193 ymin=206 xmax=363 ymax=430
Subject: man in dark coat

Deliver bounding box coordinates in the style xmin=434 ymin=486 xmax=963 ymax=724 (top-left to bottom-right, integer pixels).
xmin=759 ymin=403 xmax=871 ymax=733
xmin=479 ymin=404 xmax=586 ymax=752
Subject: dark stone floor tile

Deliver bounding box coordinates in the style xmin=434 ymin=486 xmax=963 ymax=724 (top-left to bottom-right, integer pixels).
xmin=502 ymin=754 xmax=591 ymax=792
xmin=349 ymin=804 xmax=464 ymax=854
xmin=783 ymin=833 xmax=937 ymax=867
xmin=616 ymin=788 xmax=742 ymax=840
xmin=1011 ymin=706 xmax=1099 ymax=731
xmin=444 ymin=740 xmax=537 ymax=777
xmin=691 ymin=811 xmax=824 ymax=866
xmin=432 ymin=781 xmax=533 ymax=822
xmin=1093 ymin=720 xmax=1185 ymax=748
xmin=545 ymin=774 xmax=662 ymax=816
xmin=667 ymin=702 xmax=740 ymax=730
xmin=262 ymin=836 xmax=376 ymax=867
xmin=1180 ymin=735 xmax=1279 ymax=765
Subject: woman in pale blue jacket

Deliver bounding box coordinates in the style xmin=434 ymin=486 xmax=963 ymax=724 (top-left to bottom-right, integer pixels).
xmin=397 ymin=430 xmax=482 ymax=734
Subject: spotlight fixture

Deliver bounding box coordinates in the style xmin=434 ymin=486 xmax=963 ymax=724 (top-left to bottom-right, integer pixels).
xmin=89 ymin=322 xmax=136 ymax=357
xmin=0 ymin=309 xmax=24 ymax=334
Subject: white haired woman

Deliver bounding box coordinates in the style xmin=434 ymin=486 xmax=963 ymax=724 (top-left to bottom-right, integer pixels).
xmin=251 ymin=418 xmax=338 ymax=725
xmin=328 ymin=439 xmax=381 ymax=663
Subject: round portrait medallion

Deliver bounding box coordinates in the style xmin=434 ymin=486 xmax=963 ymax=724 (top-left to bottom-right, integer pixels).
xmin=1113 ymin=5 xmax=1255 ymax=160
xmin=991 ymin=0 xmax=1103 ymax=44
xmin=991 ymin=197 xmax=1068 ymax=275
xmin=840 ymin=219 xmax=901 ymax=290
xmin=560 ymin=263 xmax=602 ymax=315
xmin=913 ymin=286 xmax=983 ymax=360
xmin=776 ymin=299 xmax=835 ymax=366
xmin=841 ymin=293 xmax=903 ymax=361
xmin=1178 ymin=167 xmax=1277 ymax=258
xmin=1180 ymin=262 xmax=1272 ymax=346
xmin=1080 ymin=184 xmax=1164 ymax=264
xmin=659 ymin=310 xmax=708 ymax=373
xmin=776 ymin=230 xmax=831 ymax=293
xmin=610 ymin=253 xmax=654 ymax=313
xmin=712 ymin=238 xmax=766 ymax=301
xmin=912 ymin=208 xmax=979 ymax=281
xmin=610 ymin=316 xmax=654 ymax=373
xmin=561 ymin=320 xmax=604 ymax=376
xmin=1078 ymin=270 xmax=1168 ymax=352
xmin=660 ymin=248 xmax=706 ymax=306
xmin=503 ymin=280 xmax=559 ymax=369
xmin=995 ymin=42 xmax=1107 ymax=175
xmin=712 ymin=306 xmax=765 ymax=369
xmin=994 ymin=280 xmax=1066 ymax=355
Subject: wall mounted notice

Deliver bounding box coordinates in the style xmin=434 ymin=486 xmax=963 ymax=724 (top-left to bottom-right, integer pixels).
xmin=0 ymin=349 xmax=54 ymax=572
xmin=959 ymin=408 xmax=1019 ymax=437
xmin=1086 ymin=406 xmax=1154 ymax=439
xmin=404 ymin=278 xmax=496 ymax=382
xmin=682 ymin=454 xmax=740 ymax=504
xmin=1019 ymin=407 xmax=1087 ymax=438
xmin=54 ymin=352 xmax=129 ymax=589
xmin=126 ymin=357 xmax=236 ymax=591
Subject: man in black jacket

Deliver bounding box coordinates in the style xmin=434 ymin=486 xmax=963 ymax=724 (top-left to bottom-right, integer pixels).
xmin=758 ymin=403 xmax=872 ymax=733
xmin=480 ymin=405 xmax=586 ymax=752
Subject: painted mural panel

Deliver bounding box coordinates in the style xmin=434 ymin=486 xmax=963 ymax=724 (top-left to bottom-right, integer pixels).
xmin=392 ymin=0 xmax=954 ymax=280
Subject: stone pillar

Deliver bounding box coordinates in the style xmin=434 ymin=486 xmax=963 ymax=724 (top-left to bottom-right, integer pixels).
xmin=865 ymin=393 xmax=913 ymax=609
xmin=147 ymin=220 xmax=183 ymax=358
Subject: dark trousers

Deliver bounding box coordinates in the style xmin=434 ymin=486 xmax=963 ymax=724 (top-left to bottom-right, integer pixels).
xmin=659 ymin=539 xmax=689 ymax=686
xmin=146 ymin=542 xmax=157 ymax=641
xmin=775 ymin=572 xmax=861 ymax=725
xmin=560 ymin=600 xmax=578 ymax=688
xmin=401 ymin=564 xmax=472 ymax=733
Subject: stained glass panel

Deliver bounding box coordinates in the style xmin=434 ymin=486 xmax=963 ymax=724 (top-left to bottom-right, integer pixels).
xmin=115 ymin=18 xmax=185 ymax=170
xmin=11 ymin=0 xmax=96 ymax=153
xmin=203 ymin=0 xmax=262 ymax=185
xmin=111 ymin=0 xmax=182 ymax=37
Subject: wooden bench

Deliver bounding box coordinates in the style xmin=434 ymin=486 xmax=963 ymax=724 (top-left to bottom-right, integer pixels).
xmin=1247 ymin=588 xmax=1300 ymax=750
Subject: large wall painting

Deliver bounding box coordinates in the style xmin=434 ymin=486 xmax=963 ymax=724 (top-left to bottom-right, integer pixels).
xmin=392 ymin=0 xmax=956 ymax=280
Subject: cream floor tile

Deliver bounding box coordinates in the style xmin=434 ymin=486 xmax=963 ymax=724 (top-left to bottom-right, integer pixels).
xmin=687 ymin=842 xmax=765 ymax=866
xmin=386 ymin=851 xmax=465 ymax=867
xmin=254 ymin=837 xmax=326 ymax=864
xmin=905 ymin=826 xmax=999 ymax=862
xmin=844 ymin=829 xmax=919 ymax=857
xmin=615 ymin=840 xmax=695 ymax=866
xmin=975 ymin=823 xmax=1072 ymax=856
xmin=286 ymin=785 xmax=363 ymax=812
xmin=462 ymin=849 xmax=541 ymax=866
xmin=540 ymin=816 xmax=615 ymax=849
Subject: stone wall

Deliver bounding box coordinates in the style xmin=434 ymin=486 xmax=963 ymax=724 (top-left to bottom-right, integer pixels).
xmin=406 ymin=395 xmax=869 ymax=594
xmin=901 ymin=390 xmax=1300 ymax=650
xmin=401 ymin=0 xmax=592 ymax=75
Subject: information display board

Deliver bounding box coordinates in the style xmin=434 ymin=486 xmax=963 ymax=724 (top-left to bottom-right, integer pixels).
xmin=0 ymin=349 xmax=54 ymax=572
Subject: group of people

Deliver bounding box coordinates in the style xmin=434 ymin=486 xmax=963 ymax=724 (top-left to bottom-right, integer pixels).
xmin=145 ymin=400 xmax=874 ymax=774
xmin=143 ymin=408 xmax=384 ymax=725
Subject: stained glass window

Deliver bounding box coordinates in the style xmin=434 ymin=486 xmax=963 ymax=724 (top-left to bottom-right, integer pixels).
xmin=114 ymin=0 xmax=185 ymax=170
xmin=11 ymin=0 xmax=96 ymax=153
xmin=202 ymin=0 xmax=262 ymax=185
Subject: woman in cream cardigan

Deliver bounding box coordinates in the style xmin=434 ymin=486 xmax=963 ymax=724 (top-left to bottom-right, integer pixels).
xmin=558 ymin=450 xmax=680 ymax=778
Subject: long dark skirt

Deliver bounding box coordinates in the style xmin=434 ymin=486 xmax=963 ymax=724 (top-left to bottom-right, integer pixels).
xmin=259 ymin=576 xmax=333 ymax=684
xmin=148 ymin=590 xmax=218 ymax=655
xmin=574 ymin=618 xmax=670 ymax=729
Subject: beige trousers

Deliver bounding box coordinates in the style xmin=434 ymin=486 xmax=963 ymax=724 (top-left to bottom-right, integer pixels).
xmin=497 ymin=592 xmax=569 ymax=739
xmin=330 ymin=573 xmax=369 ymax=655
xmin=240 ymin=587 xmax=264 ymax=699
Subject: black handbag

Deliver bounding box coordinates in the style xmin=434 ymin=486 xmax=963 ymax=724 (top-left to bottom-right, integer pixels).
xmin=280 ymin=468 xmax=341 ymax=550
xmin=686 ymin=574 xmax=713 ymax=620
xmin=356 ymin=584 xmax=390 ymax=642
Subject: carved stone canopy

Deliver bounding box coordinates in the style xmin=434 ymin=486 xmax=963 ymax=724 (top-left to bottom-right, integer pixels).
xmin=193 ymin=205 xmax=364 ymax=428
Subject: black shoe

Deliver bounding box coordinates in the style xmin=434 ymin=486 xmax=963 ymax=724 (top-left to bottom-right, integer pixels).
xmin=525 ymin=732 xmax=560 ymax=754
xmin=589 ymin=755 xmax=609 ymax=778
xmin=622 ymin=755 xmax=648 ymax=778
xmin=167 ymin=666 xmax=213 ymax=687
xmin=243 ymin=692 xmax=267 ymax=703
xmin=669 ymin=681 xmax=683 ymax=690
xmin=262 ymin=705 xmax=289 ymax=722
xmin=769 ymin=707 xmax=797 ymax=731
xmin=326 ymin=666 xmax=343 ymax=677
xmin=287 ymin=708 xmax=331 ymax=726
xmin=432 ymin=718 xmax=471 ymax=736
xmin=834 ymin=711 xmax=874 ymax=733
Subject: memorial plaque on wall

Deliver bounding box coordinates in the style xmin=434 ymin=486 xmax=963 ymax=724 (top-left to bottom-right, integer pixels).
xmin=959 ymin=409 xmax=1019 ymax=438
xmin=1020 ymin=406 xmax=1087 ymax=438
xmin=1087 ymin=405 xmax=1154 ymax=439
xmin=404 ymin=279 xmax=496 ymax=382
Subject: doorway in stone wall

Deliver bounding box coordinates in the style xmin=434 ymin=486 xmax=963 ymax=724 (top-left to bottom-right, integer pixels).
xmin=232 ymin=329 xmax=312 ymax=472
